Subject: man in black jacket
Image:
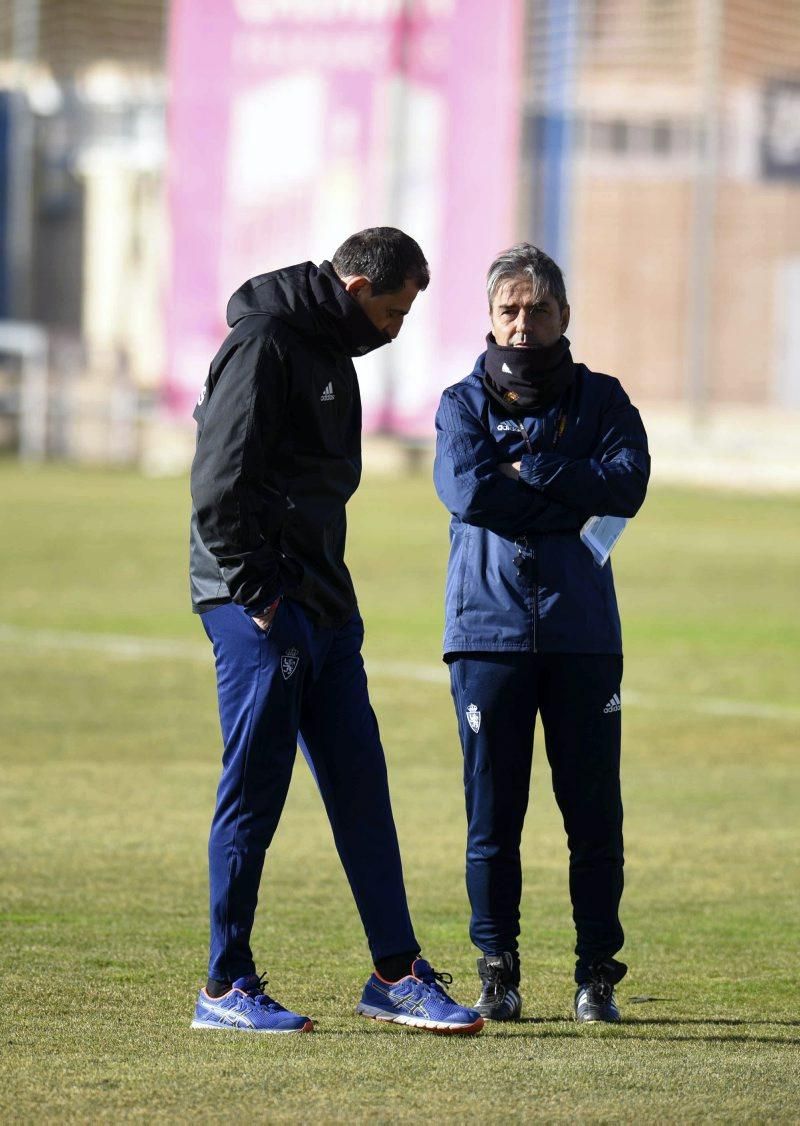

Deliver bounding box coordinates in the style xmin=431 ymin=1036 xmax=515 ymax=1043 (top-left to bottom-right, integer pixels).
xmin=189 ymin=228 xmax=483 ymax=1036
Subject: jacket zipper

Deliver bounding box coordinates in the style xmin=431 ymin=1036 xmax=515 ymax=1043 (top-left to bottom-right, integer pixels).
xmin=513 ymin=535 xmax=537 ymax=652
xmin=513 ymin=420 xmax=539 ymax=652
xmin=532 ymin=539 xmax=539 ymax=652
xmin=507 ymin=400 xmax=568 ymax=654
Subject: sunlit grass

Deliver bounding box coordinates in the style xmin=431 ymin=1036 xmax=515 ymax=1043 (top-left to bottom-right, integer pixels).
xmin=1 ymin=463 xmax=798 ymax=1122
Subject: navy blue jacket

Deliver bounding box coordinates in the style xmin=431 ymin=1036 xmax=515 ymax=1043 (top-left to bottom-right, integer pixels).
xmin=433 ymin=353 xmax=650 ymax=656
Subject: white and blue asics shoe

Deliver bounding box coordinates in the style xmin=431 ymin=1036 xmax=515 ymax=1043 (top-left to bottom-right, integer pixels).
xmin=356 ymin=958 xmax=484 ymax=1034
xmin=191 ymin=973 xmax=313 ymax=1034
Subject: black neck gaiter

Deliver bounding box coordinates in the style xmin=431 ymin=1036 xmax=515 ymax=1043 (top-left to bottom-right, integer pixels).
xmin=484 ymin=334 xmax=574 ymax=414
xmin=310 ymin=261 xmax=391 ymax=357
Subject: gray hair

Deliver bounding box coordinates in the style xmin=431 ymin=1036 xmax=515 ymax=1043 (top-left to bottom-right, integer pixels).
xmin=486 ymin=243 xmax=567 ymax=310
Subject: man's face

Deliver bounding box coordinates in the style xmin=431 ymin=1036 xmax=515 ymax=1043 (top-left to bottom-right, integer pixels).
xmin=344 ymin=277 xmax=420 ymax=339
xmin=489 ymin=277 xmax=569 ymax=348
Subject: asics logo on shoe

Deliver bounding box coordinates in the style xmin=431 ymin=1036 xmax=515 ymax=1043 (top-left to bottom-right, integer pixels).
xmin=198 ymin=999 xmax=255 ymax=1029
xmin=370 ymin=981 xmax=430 ymax=1019
xmin=216 ymin=1009 xmax=255 ymax=1029
xmin=320 ymin=382 xmax=335 ymax=401
xmin=603 ymin=693 xmax=621 ymax=714
xmin=397 ymin=996 xmax=431 ymax=1018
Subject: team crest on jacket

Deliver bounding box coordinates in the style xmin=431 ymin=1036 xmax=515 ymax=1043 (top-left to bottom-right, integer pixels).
xmin=280 ymin=647 xmax=301 ymax=680
xmin=466 ymin=703 xmax=481 ymax=733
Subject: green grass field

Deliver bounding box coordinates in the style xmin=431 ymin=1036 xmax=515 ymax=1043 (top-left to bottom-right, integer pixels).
xmin=1 ymin=461 xmax=798 ymax=1123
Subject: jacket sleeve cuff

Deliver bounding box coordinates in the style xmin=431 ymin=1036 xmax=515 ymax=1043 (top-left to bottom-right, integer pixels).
xmin=518 ymin=452 xmax=547 ymax=488
xmin=244 ymin=592 xmax=282 ymax=618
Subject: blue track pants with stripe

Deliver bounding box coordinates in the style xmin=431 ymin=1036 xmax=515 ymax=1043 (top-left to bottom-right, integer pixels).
xmin=201 ymin=599 xmax=419 ymax=982
xmin=449 ymin=651 xmax=625 ymax=983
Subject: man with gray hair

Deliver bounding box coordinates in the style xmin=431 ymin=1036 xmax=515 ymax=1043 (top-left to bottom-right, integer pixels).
xmin=433 ymin=243 xmax=650 ymax=1023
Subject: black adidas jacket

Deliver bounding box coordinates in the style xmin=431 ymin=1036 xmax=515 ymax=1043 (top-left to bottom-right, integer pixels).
xmin=189 ymin=260 xmax=389 ymax=629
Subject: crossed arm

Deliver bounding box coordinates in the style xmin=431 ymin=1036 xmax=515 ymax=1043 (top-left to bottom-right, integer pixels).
xmin=433 ymin=383 xmax=650 ymax=536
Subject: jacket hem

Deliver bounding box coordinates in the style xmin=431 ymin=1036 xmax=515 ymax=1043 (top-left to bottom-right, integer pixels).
xmin=193 ymin=593 xmax=358 ymax=632
xmin=443 ymin=639 xmax=622 ymax=657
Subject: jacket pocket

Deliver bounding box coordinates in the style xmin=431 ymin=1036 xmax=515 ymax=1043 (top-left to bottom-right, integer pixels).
xmin=248 ymin=598 xmax=282 ymax=640
xmin=456 ymin=525 xmax=472 ymax=616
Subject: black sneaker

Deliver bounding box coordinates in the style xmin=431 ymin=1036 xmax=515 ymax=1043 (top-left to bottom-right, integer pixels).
xmin=574 ymin=958 xmax=626 ymax=1023
xmin=474 ymin=952 xmax=522 ymax=1021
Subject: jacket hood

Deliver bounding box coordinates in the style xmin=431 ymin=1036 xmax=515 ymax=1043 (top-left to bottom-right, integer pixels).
xmin=226 ymin=260 xmax=390 ymax=358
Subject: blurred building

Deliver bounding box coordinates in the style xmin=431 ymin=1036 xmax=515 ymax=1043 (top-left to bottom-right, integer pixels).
xmin=0 ymin=0 xmax=166 ymax=459
xmin=521 ymin=0 xmax=800 ymax=411
xmin=0 ymin=0 xmax=798 ymax=466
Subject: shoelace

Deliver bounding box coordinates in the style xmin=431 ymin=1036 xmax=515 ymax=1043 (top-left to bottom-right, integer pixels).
xmin=481 ymin=964 xmax=507 ymax=1002
xmin=240 ymin=972 xmax=285 ymax=1012
xmin=586 ymin=978 xmax=613 ymax=1003
xmin=414 ymin=966 xmax=456 ymax=1001
xmin=587 ymin=956 xmax=626 ymax=1000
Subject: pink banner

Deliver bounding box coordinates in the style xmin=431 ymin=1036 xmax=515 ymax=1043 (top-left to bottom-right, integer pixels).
xmin=166 ymin=0 xmax=523 ymax=433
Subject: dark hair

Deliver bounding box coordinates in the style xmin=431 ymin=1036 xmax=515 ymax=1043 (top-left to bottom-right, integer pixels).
xmin=331 ymin=227 xmax=430 ymax=295
xmin=487 ymin=243 xmax=568 ymax=310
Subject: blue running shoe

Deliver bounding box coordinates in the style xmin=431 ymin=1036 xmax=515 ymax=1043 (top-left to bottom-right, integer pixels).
xmin=356 ymin=958 xmax=484 ymax=1034
xmin=191 ymin=973 xmax=313 ymax=1034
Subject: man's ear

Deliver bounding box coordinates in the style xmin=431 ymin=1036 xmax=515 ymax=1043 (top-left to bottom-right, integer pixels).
xmin=560 ymin=304 xmax=571 ymax=333
xmin=341 ymin=275 xmax=372 ymax=300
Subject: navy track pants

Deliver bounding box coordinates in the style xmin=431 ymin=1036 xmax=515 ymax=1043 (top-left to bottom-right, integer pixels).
xmin=201 ymin=599 xmax=419 ymax=982
xmin=448 ymin=652 xmax=625 ymax=983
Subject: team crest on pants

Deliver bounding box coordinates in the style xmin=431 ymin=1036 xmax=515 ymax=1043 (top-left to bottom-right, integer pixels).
xmin=466 ymin=703 xmax=481 ymax=733
xmin=280 ymin=648 xmax=300 ymax=680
